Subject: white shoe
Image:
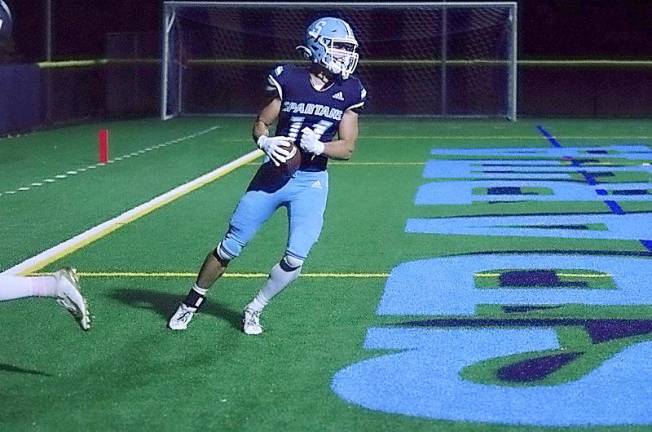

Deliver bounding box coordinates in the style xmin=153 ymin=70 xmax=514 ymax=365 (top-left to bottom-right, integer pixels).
xmin=168 ymin=303 xmax=196 ymax=330
xmin=242 ymin=308 xmax=263 ymax=335
xmin=54 ymin=267 xmax=91 ymax=331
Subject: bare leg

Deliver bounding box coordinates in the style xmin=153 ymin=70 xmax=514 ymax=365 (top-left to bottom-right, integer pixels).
xmin=167 ymin=250 xmax=230 ymax=330
xmin=196 ymin=252 xmax=228 ymax=289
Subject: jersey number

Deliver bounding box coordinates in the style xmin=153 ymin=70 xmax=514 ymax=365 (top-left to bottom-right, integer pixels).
xmin=288 ymin=116 xmax=333 ymax=142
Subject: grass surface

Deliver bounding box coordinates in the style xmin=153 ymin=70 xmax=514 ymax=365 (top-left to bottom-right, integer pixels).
xmin=1 ymin=117 xmax=651 ymax=431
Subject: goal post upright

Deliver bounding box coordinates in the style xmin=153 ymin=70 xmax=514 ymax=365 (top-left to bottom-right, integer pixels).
xmin=161 ymin=4 xmax=173 ymax=120
xmin=509 ymin=2 xmax=518 ymax=121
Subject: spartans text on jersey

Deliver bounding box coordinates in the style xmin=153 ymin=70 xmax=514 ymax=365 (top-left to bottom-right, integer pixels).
xmin=281 ymin=101 xmax=343 ymax=121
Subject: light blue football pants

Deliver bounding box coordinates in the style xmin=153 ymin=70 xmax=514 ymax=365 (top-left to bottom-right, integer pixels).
xmin=219 ymin=169 xmax=329 ymax=261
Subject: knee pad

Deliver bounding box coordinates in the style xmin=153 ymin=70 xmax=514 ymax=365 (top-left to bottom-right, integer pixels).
xmin=214 ymin=236 xmax=242 ymax=265
xmin=280 ymin=255 xmax=304 ymax=272
xmin=212 ymin=245 xmax=231 ymax=267
xmin=217 ymin=232 xmax=245 ymax=261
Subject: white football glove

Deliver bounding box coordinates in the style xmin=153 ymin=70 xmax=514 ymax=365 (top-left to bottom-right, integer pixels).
xmin=300 ymin=127 xmax=325 ymax=156
xmin=257 ymin=135 xmax=293 ymax=166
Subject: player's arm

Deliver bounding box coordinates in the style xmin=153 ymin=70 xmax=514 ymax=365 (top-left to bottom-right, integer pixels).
xmin=300 ymin=109 xmax=359 ymax=161
xmin=252 ymin=97 xmax=293 ymax=166
xmin=325 ymin=109 xmax=358 ymax=160
xmin=252 ymin=97 xmax=282 ymax=142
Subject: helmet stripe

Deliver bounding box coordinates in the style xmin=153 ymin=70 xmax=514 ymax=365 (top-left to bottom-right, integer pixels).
xmin=342 ymin=20 xmax=353 ymax=37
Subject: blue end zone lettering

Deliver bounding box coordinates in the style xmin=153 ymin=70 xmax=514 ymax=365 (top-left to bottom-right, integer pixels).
xmin=332 ymin=328 xmax=652 ymax=426
xmin=333 ymin=143 xmax=652 ymax=427
xmin=377 ymin=255 xmax=652 ymax=315
xmin=422 ymin=160 xmax=651 ymax=180
xmin=406 ymin=214 xmax=652 ymax=240
xmin=430 ymin=145 xmax=652 ymax=159
xmin=416 ymin=181 xmax=652 ymax=205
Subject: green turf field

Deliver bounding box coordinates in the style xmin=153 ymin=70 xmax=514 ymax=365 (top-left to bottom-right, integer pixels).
xmin=1 ymin=117 xmax=651 ymax=431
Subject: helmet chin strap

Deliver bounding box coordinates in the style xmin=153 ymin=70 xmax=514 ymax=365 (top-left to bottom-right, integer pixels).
xmin=309 ymin=64 xmax=335 ymax=88
xmin=323 ymin=48 xmax=355 ymax=79
xmin=326 ymin=61 xmax=349 ymax=80
xmin=299 ymin=48 xmax=335 ymax=78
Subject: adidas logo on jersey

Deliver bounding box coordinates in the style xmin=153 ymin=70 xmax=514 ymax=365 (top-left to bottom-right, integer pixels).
xmin=311 ymin=180 xmax=323 ymax=189
xmin=332 ymin=91 xmax=344 ymax=101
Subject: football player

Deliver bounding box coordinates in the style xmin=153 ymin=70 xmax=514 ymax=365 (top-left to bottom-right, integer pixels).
xmin=0 ymin=268 xmax=91 ymax=330
xmin=169 ymin=17 xmax=367 ymax=335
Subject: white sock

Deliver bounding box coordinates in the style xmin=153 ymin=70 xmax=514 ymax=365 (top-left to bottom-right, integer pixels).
xmin=181 ymin=284 xmax=208 ymax=310
xmin=0 ymin=275 xmax=57 ymax=301
xmin=246 ymin=261 xmax=301 ymax=312
xmin=192 ymin=284 xmax=208 ymax=296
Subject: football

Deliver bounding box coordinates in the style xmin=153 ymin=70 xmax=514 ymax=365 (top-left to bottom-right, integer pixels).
xmin=279 ymin=141 xmax=302 ymax=176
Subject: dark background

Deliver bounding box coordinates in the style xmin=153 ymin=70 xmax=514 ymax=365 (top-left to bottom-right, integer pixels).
xmin=1 ymin=0 xmax=651 ymax=131
xmin=7 ymin=0 xmax=652 ymax=62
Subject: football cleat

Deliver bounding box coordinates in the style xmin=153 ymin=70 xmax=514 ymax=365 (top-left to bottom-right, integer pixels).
xmin=242 ymin=308 xmax=263 ymax=335
xmin=54 ymin=267 xmax=91 ymax=331
xmin=168 ymin=303 xmax=196 ymax=330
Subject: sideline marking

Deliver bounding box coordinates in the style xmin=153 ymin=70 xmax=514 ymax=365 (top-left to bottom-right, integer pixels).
xmin=535 ymin=127 xmax=633 ymax=216
xmin=2 ymin=149 xmax=264 ymax=276
xmin=639 ymin=240 xmax=652 ymax=252
xmin=1 ymin=126 xmax=220 ymax=198
xmin=604 ymin=200 xmax=626 ymax=215
xmin=536 ymin=125 xmax=562 ymax=148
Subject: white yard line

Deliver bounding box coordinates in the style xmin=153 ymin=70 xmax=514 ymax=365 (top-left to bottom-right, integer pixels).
xmin=2 ymin=149 xmax=263 ymax=276
xmin=1 ymin=126 xmax=221 ymax=197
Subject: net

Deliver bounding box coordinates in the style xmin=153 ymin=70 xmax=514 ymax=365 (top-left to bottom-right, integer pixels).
xmin=162 ymin=2 xmax=517 ymax=120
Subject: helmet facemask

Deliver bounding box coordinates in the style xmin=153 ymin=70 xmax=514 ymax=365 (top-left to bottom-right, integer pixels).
xmin=317 ymin=36 xmax=359 ymax=79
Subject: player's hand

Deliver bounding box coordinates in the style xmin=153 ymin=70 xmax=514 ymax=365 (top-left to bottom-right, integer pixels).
xmin=257 ymin=135 xmax=293 ymax=166
xmin=300 ymin=127 xmax=325 ymax=156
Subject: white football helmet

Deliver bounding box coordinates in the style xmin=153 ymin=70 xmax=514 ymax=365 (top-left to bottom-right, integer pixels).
xmin=297 ymin=17 xmax=359 ymax=79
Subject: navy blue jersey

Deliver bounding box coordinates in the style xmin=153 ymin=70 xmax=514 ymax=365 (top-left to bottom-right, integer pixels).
xmin=265 ymin=64 xmax=367 ymax=171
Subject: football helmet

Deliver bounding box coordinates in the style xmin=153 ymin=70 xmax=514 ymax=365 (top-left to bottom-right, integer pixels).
xmin=297 ymin=17 xmax=359 ymax=79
